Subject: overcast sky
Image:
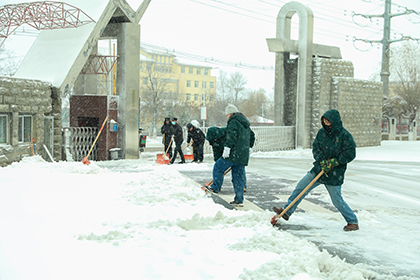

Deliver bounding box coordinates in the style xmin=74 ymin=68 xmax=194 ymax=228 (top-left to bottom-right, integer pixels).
xmin=2 ymin=0 xmax=420 ymax=94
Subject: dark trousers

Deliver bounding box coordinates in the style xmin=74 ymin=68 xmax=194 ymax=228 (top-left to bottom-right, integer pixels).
xmin=193 ymin=142 xmax=204 ymax=162
xmin=171 ymin=142 xmax=185 ymax=163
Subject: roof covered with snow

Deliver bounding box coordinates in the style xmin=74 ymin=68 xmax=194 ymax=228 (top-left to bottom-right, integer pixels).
xmin=13 ymin=0 xmax=149 ymax=96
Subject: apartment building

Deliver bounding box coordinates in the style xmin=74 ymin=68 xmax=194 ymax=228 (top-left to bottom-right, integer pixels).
xmin=140 ymin=44 xmax=217 ymax=106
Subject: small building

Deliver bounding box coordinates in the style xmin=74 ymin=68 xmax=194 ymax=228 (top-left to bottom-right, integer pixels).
xmin=248 ymin=115 xmax=274 ymax=126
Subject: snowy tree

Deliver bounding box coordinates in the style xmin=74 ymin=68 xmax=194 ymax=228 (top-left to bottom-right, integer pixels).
xmin=389 ymin=42 xmax=420 ymax=125
xmin=0 ymin=46 xmax=19 ymax=76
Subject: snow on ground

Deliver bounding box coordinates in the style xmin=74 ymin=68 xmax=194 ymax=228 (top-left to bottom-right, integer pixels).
xmin=0 ymin=141 xmax=419 ymax=279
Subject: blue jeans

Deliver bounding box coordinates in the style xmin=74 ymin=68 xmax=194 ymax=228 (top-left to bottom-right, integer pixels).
xmin=284 ymin=172 xmax=358 ymax=224
xmin=211 ymin=158 xmax=246 ymax=203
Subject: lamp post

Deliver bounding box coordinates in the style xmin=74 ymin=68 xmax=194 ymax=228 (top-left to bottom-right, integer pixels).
xmin=201 ymin=66 xmax=218 ymax=128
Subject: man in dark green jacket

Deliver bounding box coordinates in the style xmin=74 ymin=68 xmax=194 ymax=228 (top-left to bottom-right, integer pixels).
xmin=272 ymin=109 xmax=359 ymax=231
xmin=204 ymin=104 xmax=255 ymax=207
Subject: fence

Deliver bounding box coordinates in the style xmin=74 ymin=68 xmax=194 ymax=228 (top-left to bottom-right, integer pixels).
xmin=200 ymin=126 xmax=295 ymax=154
xmin=62 ymin=125 xmax=296 ymax=161
xmin=63 ymin=127 xmax=99 ymax=161
xmin=381 ymin=117 xmax=419 ymax=141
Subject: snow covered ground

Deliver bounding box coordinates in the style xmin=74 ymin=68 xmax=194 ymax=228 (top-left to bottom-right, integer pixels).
xmin=0 ymin=141 xmax=419 ymax=280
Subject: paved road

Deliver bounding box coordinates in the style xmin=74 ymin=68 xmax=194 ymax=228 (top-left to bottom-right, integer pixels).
xmin=180 ymin=156 xmax=420 ymax=278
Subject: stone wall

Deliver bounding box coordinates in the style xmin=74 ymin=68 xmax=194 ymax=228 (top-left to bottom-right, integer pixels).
xmin=0 ymin=76 xmax=62 ymax=166
xmin=311 ymin=57 xmax=382 ymax=147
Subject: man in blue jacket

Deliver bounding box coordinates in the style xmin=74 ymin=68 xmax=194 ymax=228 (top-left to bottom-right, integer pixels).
xmin=204 ymin=104 xmax=255 ymax=207
xmin=272 ymin=109 xmax=359 ymax=231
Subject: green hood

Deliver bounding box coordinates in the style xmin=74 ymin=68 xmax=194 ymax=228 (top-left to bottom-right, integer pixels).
xmin=322 ymin=109 xmax=343 ymax=135
xmin=206 ymin=127 xmax=226 ymax=145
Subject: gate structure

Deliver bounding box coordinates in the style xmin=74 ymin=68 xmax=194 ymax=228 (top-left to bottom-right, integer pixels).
xmin=267 ymin=1 xmax=382 ymax=148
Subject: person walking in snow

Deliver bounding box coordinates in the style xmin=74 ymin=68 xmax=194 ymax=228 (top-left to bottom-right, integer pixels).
xmin=204 ymin=104 xmax=255 ymax=207
xmin=161 ymin=117 xmax=173 ymax=159
xmin=169 ymin=118 xmax=185 ymax=164
xmin=272 ymin=109 xmax=359 ymax=231
xmin=186 ymin=123 xmax=205 ymax=163
xmin=205 ymin=126 xmax=227 ymax=162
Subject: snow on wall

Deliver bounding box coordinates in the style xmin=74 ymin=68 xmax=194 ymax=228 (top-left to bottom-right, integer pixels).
xmin=313 ymin=57 xmax=382 ymax=147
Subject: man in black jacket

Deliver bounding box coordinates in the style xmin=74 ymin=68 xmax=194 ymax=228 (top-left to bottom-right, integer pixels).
xmin=186 ymin=123 xmax=205 ymax=163
xmin=160 ymin=117 xmax=173 ymax=159
xmin=169 ymin=118 xmax=185 ymax=164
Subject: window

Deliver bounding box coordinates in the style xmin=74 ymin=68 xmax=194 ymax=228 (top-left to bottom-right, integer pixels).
xmin=194 ymin=94 xmax=198 ymax=101
xmin=202 ymin=81 xmax=206 ymax=88
xmin=181 ymin=67 xmax=185 ymax=73
xmin=18 ymin=115 xmax=32 ymax=143
xmin=204 ymin=68 xmax=209 ymax=75
xmin=189 ymin=67 xmax=193 ymax=74
xmin=210 ymin=82 xmax=214 ymax=89
xmin=209 ymin=94 xmax=214 ymax=101
xmin=186 ymin=80 xmax=191 ymax=87
xmin=0 ymin=114 xmax=8 ymax=144
xmin=194 ymin=81 xmax=199 ymax=88
xmin=186 ymin=94 xmax=190 ymax=101
xmin=197 ymin=68 xmax=201 ymax=75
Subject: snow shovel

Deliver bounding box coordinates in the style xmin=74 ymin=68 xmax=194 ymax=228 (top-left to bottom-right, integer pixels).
xmin=157 ymin=134 xmax=168 ymax=161
xmin=270 ymin=170 xmax=324 ymax=226
xmin=156 ymin=137 xmax=173 ymax=164
xmin=205 ymin=167 xmax=232 ymax=187
xmin=82 ymin=116 xmax=109 ymax=165
xmin=184 ymin=142 xmax=194 ymax=160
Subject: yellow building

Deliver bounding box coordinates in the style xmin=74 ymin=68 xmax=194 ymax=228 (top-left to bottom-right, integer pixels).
xmin=140 ymin=44 xmax=217 ymax=106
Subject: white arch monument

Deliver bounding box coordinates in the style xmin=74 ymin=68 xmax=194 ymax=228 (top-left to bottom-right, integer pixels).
xmin=267 ymin=1 xmax=341 ymax=148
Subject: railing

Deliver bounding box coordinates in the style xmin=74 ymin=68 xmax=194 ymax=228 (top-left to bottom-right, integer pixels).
xmin=381 ymin=117 xmax=419 ymax=140
xmin=200 ymin=126 xmax=295 ymax=154
xmin=64 ymin=127 xmax=98 ymax=161
xmin=63 ymin=125 xmax=295 ymax=161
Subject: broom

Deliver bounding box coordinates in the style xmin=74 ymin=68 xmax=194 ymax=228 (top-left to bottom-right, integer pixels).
xmin=82 ymin=116 xmax=109 ymax=165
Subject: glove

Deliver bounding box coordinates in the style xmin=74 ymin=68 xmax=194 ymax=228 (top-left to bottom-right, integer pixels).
xmin=222 ymin=147 xmax=231 ymax=159
xmin=249 ymin=148 xmax=253 ymax=156
xmin=320 ymin=158 xmax=339 ymax=174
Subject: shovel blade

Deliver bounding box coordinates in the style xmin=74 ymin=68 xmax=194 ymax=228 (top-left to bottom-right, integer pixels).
xmin=82 ymin=157 xmax=90 ymax=165
xmin=270 ymin=215 xmax=278 ymax=226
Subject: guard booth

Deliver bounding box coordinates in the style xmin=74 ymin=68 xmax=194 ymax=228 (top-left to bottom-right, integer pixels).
xmin=70 ymin=95 xmax=118 ymax=161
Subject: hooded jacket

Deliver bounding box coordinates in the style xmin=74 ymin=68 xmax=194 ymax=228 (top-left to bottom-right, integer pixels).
xmin=187 ymin=124 xmax=205 ymax=146
xmin=206 ymin=126 xmax=227 ymax=161
xmin=310 ymin=109 xmax=356 ymax=185
xmin=224 ymin=112 xmax=255 ymax=166
xmin=161 ymin=118 xmax=173 ymax=144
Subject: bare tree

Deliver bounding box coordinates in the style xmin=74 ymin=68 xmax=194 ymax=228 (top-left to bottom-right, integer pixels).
xmin=140 ymin=62 xmax=177 ymax=135
xmin=389 ymin=42 xmax=420 ymax=124
xmin=216 ymin=70 xmax=247 ymax=106
xmin=240 ymin=88 xmax=269 ymax=118
xmin=230 ymin=71 xmax=247 ymax=106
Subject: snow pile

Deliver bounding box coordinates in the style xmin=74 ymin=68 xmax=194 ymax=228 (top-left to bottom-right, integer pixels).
xmin=0 ymin=156 xmax=380 ymax=280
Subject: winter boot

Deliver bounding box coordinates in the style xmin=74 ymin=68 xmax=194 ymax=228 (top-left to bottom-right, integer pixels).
xmin=272 ymin=207 xmax=289 ymax=221
xmin=343 ymin=223 xmax=359 ymax=231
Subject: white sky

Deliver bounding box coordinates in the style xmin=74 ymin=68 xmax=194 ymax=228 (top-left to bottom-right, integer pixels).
xmin=2 ymin=0 xmax=420 ymax=94
xmin=0 ymin=140 xmax=419 ymax=279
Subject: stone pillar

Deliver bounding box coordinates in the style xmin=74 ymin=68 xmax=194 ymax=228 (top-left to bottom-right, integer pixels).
xmin=115 ymin=23 xmax=140 ymax=159
xmin=410 ymin=121 xmax=417 ymax=141
xmin=389 ymin=118 xmax=396 ymax=140
xmin=270 ymin=2 xmax=314 ymax=148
